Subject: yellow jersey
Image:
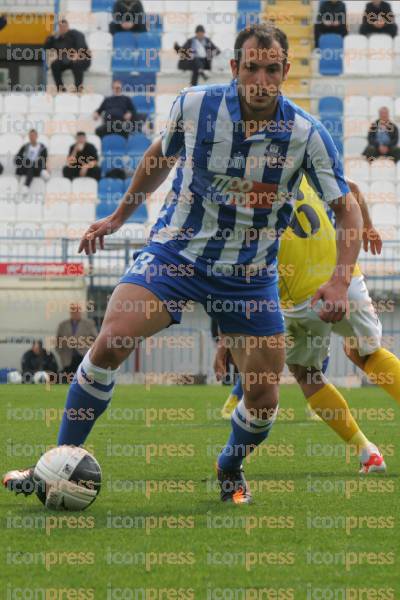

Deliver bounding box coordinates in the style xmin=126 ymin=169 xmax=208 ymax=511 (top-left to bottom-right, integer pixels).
xmin=278 ymin=179 xmax=361 ymax=309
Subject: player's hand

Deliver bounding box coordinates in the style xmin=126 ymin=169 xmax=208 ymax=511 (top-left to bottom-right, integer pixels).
xmin=78 ymin=214 xmax=123 ymax=255
xmin=363 ymin=225 xmax=382 ymax=255
xmin=214 ymin=344 xmax=228 ymax=381
xmin=311 ymin=279 xmax=349 ymax=323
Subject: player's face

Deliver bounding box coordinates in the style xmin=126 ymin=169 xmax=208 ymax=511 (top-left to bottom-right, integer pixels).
xmin=231 ymin=37 xmax=290 ymax=114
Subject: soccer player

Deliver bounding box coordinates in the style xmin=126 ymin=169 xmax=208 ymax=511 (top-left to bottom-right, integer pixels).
xmin=3 ymin=24 xmax=363 ymax=504
xmin=219 ymin=177 xmax=400 ymax=473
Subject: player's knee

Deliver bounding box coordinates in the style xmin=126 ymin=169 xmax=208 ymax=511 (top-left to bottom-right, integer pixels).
xmin=92 ymin=332 xmax=135 ymax=368
xmin=288 ymin=363 xmax=308 ymax=385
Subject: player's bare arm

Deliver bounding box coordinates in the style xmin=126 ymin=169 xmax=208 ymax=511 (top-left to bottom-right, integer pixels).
xmin=311 ymin=192 xmax=362 ymax=323
xmin=347 ymin=178 xmax=383 ymax=255
xmin=79 ymin=137 xmax=177 ymax=255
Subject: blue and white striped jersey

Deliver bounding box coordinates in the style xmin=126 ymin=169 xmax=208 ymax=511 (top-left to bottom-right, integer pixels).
xmin=150 ymin=79 xmax=349 ymax=274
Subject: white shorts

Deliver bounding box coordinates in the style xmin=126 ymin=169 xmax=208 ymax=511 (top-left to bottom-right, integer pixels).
xmin=283 ymin=276 xmax=382 ymax=370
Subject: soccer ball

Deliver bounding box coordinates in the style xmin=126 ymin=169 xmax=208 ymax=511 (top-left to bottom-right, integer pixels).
xmin=33 ymin=446 xmax=101 ymax=510
xmin=33 ymin=371 xmax=50 ymax=384
xmin=7 ymin=370 xmax=22 ymax=384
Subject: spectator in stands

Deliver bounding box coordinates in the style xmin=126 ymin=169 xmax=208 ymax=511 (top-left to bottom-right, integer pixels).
xmin=0 ymin=15 xmax=7 ymax=31
xmin=44 ymin=18 xmax=91 ymax=93
xmin=21 ymin=340 xmax=59 ymax=384
xmin=63 ymin=132 xmax=101 ymax=181
xmin=360 ymin=0 xmax=398 ymax=37
xmin=14 ymin=129 xmax=50 ymax=195
xmin=110 ymin=0 xmax=147 ymax=34
xmin=0 ymin=163 xmax=3 ymax=175
xmin=94 ymin=80 xmax=142 ymax=139
xmin=314 ymin=0 xmax=348 ymax=48
xmin=174 ymin=25 xmax=220 ymax=87
xmin=363 ymin=106 xmax=400 ymax=162
xmin=56 ymin=303 xmax=98 ymax=379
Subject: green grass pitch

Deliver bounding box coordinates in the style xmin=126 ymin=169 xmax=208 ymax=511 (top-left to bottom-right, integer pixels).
xmin=1 ymin=384 xmax=399 ymax=599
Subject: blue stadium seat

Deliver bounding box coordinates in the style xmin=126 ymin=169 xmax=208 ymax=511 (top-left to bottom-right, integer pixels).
xmin=321 ymin=115 xmax=343 ymax=139
xmin=102 ymin=134 xmax=127 ymax=156
xmin=134 ymin=32 xmax=161 ymax=49
xmin=114 ymin=72 xmax=157 ymax=92
xmin=92 ymin=0 xmax=113 ymax=12
xmin=319 ymin=96 xmax=343 ymax=116
xmin=97 ymin=178 xmax=125 ymax=219
xmin=101 ymin=155 xmax=127 ymax=177
xmin=113 ymin=32 xmax=137 ymax=49
xmin=238 ymin=0 xmax=260 ymax=11
xmin=122 ymin=178 xmax=148 ymax=223
xmin=146 ymin=14 xmax=163 ymax=32
xmin=131 ymin=49 xmax=160 ymax=72
xmin=127 ymin=133 xmax=151 ymax=155
xmin=134 ymin=95 xmax=155 ymax=116
xmin=237 ymin=11 xmax=260 ymax=30
xmin=319 ymin=34 xmax=343 ymax=76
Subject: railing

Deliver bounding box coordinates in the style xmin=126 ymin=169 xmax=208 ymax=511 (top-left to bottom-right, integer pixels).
xmin=1 ymin=236 xmax=400 ymax=297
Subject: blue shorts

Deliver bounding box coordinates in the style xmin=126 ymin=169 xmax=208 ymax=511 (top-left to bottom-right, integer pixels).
xmin=119 ymin=244 xmax=284 ymax=336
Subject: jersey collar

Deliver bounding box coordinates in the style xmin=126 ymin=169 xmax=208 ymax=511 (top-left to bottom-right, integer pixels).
xmin=225 ymin=79 xmax=285 ymax=141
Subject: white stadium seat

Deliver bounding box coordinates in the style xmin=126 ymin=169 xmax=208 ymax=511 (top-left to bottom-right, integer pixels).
xmin=70 ymin=178 xmax=97 ymax=221
xmin=371 ymin=203 xmax=398 ymax=226
xmin=16 ymin=185 xmax=46 ymax=222
xmin=143 ymin=0 xmax=165 ymax=11
xmin=0 ymin=96 xmax=3 ymax=113
xmin=26 ymin=113 xmax=51 ymax=136
xmin=0 ymin=114 xmax=25 ymax=136
xmin=4 ymin=93 xmax=28 ymax=114
xmin=45 ymin=178 xmax=71 ymax=222
xmin=344 ymin=96 xmax=368 ymax=117
xmin=28 ymin=93 xmax=54 ymax=114
xmin=0 ymin=177 xmax=18 ymax=220
xmin=54 ymin=94 xmax=80 ymax=114
xmin=87 ymin=134 xmax=102 ymax=155
xmin=395 ymin=98 xmax=400 ymax=121
xmin=344 ymin=136 xmax=365 ymax=156
xmin=0 ymin=133 xmax=23 ymax=155
xmin=62 ymin=0 xmax=91 ymax=12
xmin=344 ymin=35 xmax=368 ymax=75
xmin=368 ymin=35 xmax=393 ymax=75
xmin=80 ymin=94 xmax=104 ymax=115
xmin=345 ymin=158 xmax=370 ymax=182
xmin=369 ymin=181 xmax=396 ymax=205
xmin=49 ymin=134 xmax=74 ymax=156
xmin=90 ymin=49 xmax=112 ymax=74
xmin=369 ymin=96 xmax=394 ymax=118
xmin=394 ymin=35 xmax=400 ymax=70
xmin=89 ymin=31 xmax=112 ymax=51
xmin=50 ymin=114 xmax=78 ymax=135
xmin=370 ymin=159 xmax=396 ymax=182
xmin=397 ymin=161 xmax=400 ymax=181
xmin=94 ymin=12 xmax=112 ymax=31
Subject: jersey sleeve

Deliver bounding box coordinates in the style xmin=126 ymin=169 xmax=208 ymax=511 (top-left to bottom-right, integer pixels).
xmin=302 ymin=121 xmax=350 ymax=203
xmin=160 ymin=93 xmax=185 ymax=157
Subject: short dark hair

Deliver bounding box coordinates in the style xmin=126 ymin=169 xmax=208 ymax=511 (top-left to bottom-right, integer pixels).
xmin=29 ymin=128 xmax=37 ymax=134
xmin=234 ymin=23 xmax=289 ymax=65
xmin=195 ymin=25 xmax=205 ymax=33
xmin=77 ymin=131 xmax=86 ymax=137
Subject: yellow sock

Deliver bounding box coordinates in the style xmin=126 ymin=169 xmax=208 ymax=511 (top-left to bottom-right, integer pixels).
xmin=364 ymin=348 xmax=400 ymax=405
xmin=308 ymin=383 xmax=370 ymax=450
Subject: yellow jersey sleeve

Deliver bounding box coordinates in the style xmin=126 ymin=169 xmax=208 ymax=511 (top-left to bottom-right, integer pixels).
xmin=278 ymin=179 xmax=362 ymax=309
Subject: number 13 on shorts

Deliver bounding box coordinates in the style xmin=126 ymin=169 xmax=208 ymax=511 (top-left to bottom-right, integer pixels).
xmin=128 ymin=252 xmax=155 ymax=275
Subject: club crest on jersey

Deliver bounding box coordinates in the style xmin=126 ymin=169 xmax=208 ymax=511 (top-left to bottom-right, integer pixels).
xmin=264 ymin=142 xmax=285 ymax=168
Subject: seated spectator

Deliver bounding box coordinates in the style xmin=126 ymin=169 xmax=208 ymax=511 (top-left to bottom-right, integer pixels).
xmin=174 ymin=25 xmax=220 ymax=87
xmin=363 ymin=106 xmax=400 ymax=162
xmin=0 ymin=162 xmax=3 ymax=175
xmin=110 ymin=0 xmax=147 ymax=34
xmin=0 ymin=14 xmax=7 ymax=31
xmin=94 ymin=80 xmax=143 ymax=139
xmin=56 ymin=303 xmax=98 ymax=379
xmin=360 ymin=0 xmax=398 ymax=37
xmin=63 ymin=132 xmax=101 ymax=181
xmin=44 ymin=18 xmax=91 ymax=92
xmin=14 ymin=129 xmax=50 ymax=195
xmin=21 ymin=340 xmax=59 ymax=384
xmin=314 ymin=0 xmax=348 ymax=48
